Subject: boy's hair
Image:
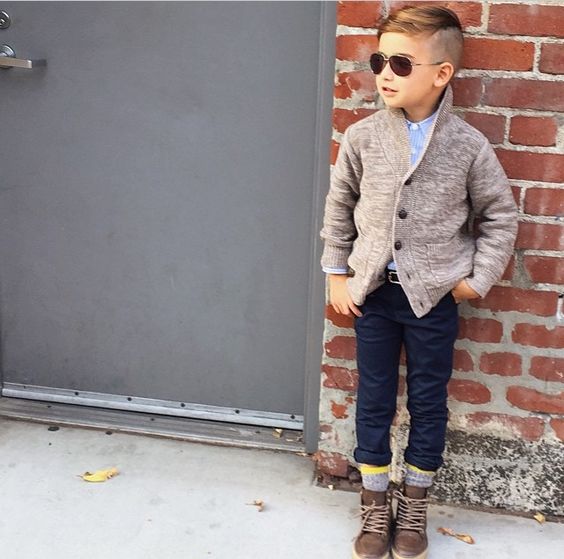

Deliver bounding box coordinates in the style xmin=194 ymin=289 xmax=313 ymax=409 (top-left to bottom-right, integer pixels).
xmin=377 ymin=4 xmax=464 ymax=74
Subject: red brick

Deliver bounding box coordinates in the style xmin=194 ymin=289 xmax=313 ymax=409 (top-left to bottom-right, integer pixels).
xmin=337 ymin=1 xmax=383 ymax=28
xmin=507 ymin=386 xmax=564 ymax=414
xmin=448 ymin=379 xmax=491 ymax=404
xmin=466 ymin=411 xmax=545 ymax=442
xmin=489 ymin=4 xmax=564 ymax=38
xmin=454 ymin=348 xmax=474 ymax=372
xmin=512 ymin=324 xmax=564 ymax=349
xmin=325 ymin=335 xmax=357 ymax=360
xmin=463 ymin=111 xmax=505 ymax=144
xmin=463 ymin=37 xmax=534 ymax=71
xmin=549 ymin=418 xmax=564 ymax=442
xmin=335 ymin=71 xmax=375 ymax=101
xmin=496 ymin=149 xmax=564 ymax=183
xmin=515 ymin=223 xmax=563 ymax=251
xmin=509 ymin=116 xmax=558 ymax=147
xmin=502 ymin=255 xmax=515 ymax=281
xmin=313 ymin=450 xmax=349 ymax=477
xmin=458 ymin=317 xmax=503 ymax=343
xmin=452 ymin=77 xmax=482 ymax=107
xmin=326 ymin=303 xmax=355 ymax=329
xmin=510 ymin=185 xmax=521 ymax=208
xmin=529 ymin=356 xmax=564 ymax=383
xmin=398 ymin=374 xmax=406 ymax=397
xmin=524 ymin=188 xmax=564 ymax=217
xmin=322 ymin=364 xmax=359 ymax=391
xmin=540 ymin=43 xmax=564 ymax=75
xmin=479 ymin=352 xmax=522 ymax=377
xmin=330 ymin=140 xmax=340 ymax=166
xmin=444 ymin=1 xmax=483 ymax=29
xmin=333 ymin=108 xmax=377 ymax=134
xmin=336 ymin=35 xmax=380 ymax=62
xmin=523 ymin=256 xmax=564 ymax=285
xmin=469 ymin=286 xmax=559 ymax=317
xmin=331 ymin=400 xmax=350 ymax=419
xmin=484 ymin=79 xmax=564 ymax=112
xmin=385 ymin=1 xmax=482 ymax=29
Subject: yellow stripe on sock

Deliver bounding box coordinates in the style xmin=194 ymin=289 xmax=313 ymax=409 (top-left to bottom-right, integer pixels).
xmin=359 ymin=463 xmax=390 ymax=475
xmin=406 ymin=462 xmax=434 ymax=475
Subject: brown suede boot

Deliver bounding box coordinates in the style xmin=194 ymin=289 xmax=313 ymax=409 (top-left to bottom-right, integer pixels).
xmin=352 ymin=483 xmax=394 ymax=559
xmin=391 ymin=483 xmax=429 ymax=559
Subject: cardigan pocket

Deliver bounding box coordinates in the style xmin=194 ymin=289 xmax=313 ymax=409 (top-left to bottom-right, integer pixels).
xmin=347 ymin=229 xmax=372 ymax=277
xmin=425 ymin=235 xmax=474 ymax=285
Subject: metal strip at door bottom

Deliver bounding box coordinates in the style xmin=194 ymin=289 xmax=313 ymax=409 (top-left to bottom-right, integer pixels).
xmin=1 ymin=383 xmax=304 ymax=430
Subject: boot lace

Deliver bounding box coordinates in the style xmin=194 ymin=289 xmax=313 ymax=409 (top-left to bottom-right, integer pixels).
xmin=393 ymin=488 xmax=428 ymax=533
xmin=353 ymin=500 xmax=391 ymax=535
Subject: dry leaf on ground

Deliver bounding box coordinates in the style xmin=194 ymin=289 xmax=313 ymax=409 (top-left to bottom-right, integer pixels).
xmin=272 ymin=428 xmax=283 ymax=438
xmin=246 ymin=499 xmax=265 ymax=512
xmin=79 ymin=467 xmax=119 ymax=482
xmin=437 ymin=526 xmax=475 ymax=544
xmin=533 ymin=512 xmax=546 ymax=524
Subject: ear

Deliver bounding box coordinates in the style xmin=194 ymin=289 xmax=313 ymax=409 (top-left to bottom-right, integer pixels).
xmin=434 ymin=62 xmax=454 ymax=87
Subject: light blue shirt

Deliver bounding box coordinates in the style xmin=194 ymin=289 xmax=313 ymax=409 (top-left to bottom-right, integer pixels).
xmin=323 ymin=107 xmax=439 ymax=275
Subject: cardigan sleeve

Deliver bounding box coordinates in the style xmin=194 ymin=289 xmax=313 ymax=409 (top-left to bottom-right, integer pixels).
xmin=319 ymin=126 xmax=362 ymax=270
xmin=464 ymin=139 xmax=518 ymax=297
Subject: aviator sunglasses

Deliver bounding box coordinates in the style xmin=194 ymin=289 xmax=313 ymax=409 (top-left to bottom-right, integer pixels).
xmin=370 ymin=52 xmax=445 ymax=77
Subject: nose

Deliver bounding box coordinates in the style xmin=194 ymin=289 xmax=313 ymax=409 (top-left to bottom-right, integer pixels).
xmin=380 ymin=59 xmax=395 ymax=80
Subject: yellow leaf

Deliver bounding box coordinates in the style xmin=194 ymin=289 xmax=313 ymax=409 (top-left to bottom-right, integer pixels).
xmin=455 ymin=533 xmax=475 ymax=544
xmin=533 ymin=512 xmax=546 ymax=524
xmin=437 ymin=526 xmax=475 ymax=544
xmin=80 ymin=467 xmax=119 ymax=482
xmin=273 ymin=428 xmax=283 ymax=438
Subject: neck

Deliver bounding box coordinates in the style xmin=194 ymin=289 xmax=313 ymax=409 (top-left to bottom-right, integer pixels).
xmin=403 ymin=87 xmax=446 ymax=122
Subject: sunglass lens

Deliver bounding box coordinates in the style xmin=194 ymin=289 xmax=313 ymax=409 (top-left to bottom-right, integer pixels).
xmin=389 ymin=55 xmax=412 ymax=77
xmin=369 ymin=53 xmax=385 ymax=74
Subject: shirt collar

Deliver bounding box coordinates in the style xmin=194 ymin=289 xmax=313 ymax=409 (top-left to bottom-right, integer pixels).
xmin=405 ymin=106 xmax=439 ymax=130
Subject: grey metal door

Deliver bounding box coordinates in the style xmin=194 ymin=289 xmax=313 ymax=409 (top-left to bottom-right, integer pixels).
xmin=0 ymin=2 xmax=333 ymax=435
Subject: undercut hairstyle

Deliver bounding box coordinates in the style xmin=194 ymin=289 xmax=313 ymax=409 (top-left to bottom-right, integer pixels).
xmin=377 ymin=5 xmax=464 ymax=73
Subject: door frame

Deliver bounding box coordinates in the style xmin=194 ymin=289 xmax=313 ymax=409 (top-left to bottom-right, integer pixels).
xmin=303 ymin=1 xmax=336 ymax=454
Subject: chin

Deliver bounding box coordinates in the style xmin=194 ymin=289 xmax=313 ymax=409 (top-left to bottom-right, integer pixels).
xmin=380 ymin=96 xmax=401 ymax=109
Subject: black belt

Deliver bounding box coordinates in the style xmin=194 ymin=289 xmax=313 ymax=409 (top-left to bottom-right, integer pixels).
xmin=386 ymin=270 xmax=401 ymax=284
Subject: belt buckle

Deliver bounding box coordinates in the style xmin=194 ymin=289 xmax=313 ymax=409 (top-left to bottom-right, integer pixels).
xmin=387 ymin=270 xmax=401 ymax=284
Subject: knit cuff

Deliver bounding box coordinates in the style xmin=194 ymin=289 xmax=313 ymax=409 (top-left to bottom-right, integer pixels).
xmin=320 ymin=244 xmax=351 ymax=270
xmin=464 ymin=269 xmax=499 ymax=298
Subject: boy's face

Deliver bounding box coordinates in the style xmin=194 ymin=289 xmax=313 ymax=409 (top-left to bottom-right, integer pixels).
xmin=375 ymin=32 xmax=450 ymax=118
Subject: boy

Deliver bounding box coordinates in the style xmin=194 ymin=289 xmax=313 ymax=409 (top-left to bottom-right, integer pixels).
xmin=319 ymin=5 xmax=517 ymax=559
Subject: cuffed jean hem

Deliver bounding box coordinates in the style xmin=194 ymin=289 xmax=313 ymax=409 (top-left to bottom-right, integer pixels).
xmin=354 ymin=448 xmax=393 ymax=467
xmin=403 ymin=451 xmax=442 ymax=472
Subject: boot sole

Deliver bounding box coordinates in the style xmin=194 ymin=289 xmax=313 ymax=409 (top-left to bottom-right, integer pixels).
xmin=391 ymin=548 xmax=427 ymax=559
xmin=352 ymin=548 xmax=391 ymax=559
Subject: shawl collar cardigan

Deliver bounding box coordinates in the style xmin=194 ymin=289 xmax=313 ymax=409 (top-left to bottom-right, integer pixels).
xmin=320 ymin=83 xmax=518 ymax=317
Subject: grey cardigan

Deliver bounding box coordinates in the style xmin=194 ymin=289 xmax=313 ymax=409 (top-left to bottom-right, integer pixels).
xmin=319 ymin=83 xmax=518 ymax=318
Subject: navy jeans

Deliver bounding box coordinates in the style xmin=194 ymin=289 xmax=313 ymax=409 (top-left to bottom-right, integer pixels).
xmin=353 ymin=279 xmax=459 ymax=471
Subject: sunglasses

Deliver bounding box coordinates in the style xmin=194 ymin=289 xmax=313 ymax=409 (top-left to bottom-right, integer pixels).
xmin=369 ymin=52 xmax=444 ymax=77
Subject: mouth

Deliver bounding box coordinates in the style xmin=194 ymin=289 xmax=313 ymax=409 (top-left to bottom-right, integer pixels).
xmin=381 ymin=86 xmax=397 ymax=94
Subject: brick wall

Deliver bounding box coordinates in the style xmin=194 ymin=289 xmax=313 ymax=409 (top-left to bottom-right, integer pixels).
xmin=316 ymin=0 xmax=563 ymax=516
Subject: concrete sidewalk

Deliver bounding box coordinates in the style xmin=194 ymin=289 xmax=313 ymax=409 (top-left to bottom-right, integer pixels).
xmin=0 ymin=419 xmax=562 ymax=559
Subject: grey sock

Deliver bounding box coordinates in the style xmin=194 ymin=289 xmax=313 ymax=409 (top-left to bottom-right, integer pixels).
xmin=405 ymin=462 xmax=435 ymax=488
xmin=359 ymin=464 xmax=390 ymax=492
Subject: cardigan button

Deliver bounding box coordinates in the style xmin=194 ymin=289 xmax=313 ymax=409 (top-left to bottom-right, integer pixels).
xmin=394 ymin=241 xmax=402 ymax=250
xmin=398 ymin=209 xmax=408 ymax=219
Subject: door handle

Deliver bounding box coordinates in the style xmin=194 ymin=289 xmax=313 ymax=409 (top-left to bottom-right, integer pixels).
xmin=0 ymin=44 xmax=46 ymax=69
